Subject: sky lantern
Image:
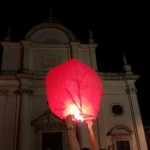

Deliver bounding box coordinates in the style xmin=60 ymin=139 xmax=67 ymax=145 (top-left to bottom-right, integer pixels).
xmin=45 ymin=58 xmax=103 ymax=122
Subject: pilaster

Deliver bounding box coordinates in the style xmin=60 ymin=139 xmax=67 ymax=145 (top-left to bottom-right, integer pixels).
xmin=88 ymin=43 xmax=98 ymax=71
xmin=0 ymin=90 xmax=9 ymax=150
xmin=69 ymin=42 xmax=80 ymax=58
xmin=16 ymin=89 xmax=33 ymax=150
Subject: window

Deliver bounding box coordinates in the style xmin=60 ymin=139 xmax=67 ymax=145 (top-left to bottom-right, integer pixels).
xmin=115 ymin=140 xmax=131 ymax=150
xmin=42 ymin=132 xmax=62 ymax=150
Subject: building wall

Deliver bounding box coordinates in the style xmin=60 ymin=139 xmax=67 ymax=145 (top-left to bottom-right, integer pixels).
xmin=0 ymin=23 xmax=148 ymax=149
xmin=0 ymin=79 xmax=19 ymax=150
xmin=98 ymin=76 xmax=148 ymax=150
xmin=0 ymin=73 xmax=148 ymax=150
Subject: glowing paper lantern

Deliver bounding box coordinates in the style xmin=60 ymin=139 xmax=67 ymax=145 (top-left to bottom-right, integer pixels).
xmin=46 ymin=58 xmax=103 ymax=121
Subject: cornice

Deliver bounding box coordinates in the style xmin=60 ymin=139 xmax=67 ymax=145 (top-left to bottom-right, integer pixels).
xmin=0 ymin=74 xmax=45 ymax=81
xmin=0 ymin=75 xmax=16 ymax=80
xmin=0 ymin=42 xmax=21 ymax=47
xmin=0 ymin=73 xmax=139 ymax=81
xmin=98 ymin=72 xmax=139 ymax=81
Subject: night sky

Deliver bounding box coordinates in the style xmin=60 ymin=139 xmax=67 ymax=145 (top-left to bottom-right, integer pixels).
xmin=0 ymin=1 xmax=150 ymax=122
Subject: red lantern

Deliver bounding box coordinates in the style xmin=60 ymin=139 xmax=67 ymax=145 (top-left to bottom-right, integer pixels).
xmin=46 ymin=58 xmax=103 ymax=122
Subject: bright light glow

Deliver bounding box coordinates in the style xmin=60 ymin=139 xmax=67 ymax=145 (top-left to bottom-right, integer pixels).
xmin=69 ymin=104 xmax=84 ymax=121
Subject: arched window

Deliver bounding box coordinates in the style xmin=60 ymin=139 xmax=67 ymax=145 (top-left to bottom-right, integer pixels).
xmin=107 ymin=125 xmax=133 ymax=150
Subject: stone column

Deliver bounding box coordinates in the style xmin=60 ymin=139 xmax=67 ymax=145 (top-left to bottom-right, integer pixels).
xmin=17 ymin=89 xmax=33 ymax=150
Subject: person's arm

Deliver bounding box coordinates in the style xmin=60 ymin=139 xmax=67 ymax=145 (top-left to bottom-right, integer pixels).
xmin=65 ymin=115 xmax=80 ymax=150
xmin=86 ymin=120 xmax=100 ymax=150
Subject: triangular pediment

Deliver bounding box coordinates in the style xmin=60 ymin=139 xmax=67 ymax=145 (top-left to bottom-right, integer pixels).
xmin=31 ymin=110 xmax=64 ymax=127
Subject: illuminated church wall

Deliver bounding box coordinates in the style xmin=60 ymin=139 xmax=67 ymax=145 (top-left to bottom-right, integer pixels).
xmin=0 ymin=22 xmax=148 ymax=150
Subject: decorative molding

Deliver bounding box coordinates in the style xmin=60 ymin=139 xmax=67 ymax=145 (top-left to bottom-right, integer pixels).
xmin=0 ymin=73 xmax=139 ymax=82
xmin=0 ymin=74 xmax=45 ymax=80
xmin=0 ymin=42 xmax=21 ymax=47
xmin=25 ymin=22 xmax=77 ymax=42
xmin=14 ymin=88 xmax=33 ymax=95
xmin=125 ymin=88 xmax=138 ymax=94
xmin=99 ymin=73 xmax=139 ymax=81
xmin=15 ymin=74 xmax=45 ymax=80
xmin=107 ymin=125 xmax=133 ymax=136
xmin=41 ymin=54 xmax=60 ymax=68
xmin=0 ymin=89 xmax=9 ymax=95
xmin=0 ymin=75 xmax=17 ymax=80
xmin=31 ymin=110 xmax=66 ymax=131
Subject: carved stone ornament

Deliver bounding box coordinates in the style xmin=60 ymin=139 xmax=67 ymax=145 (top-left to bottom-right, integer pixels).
xmin=31 ymin=110 xmax=66 ymax=131
xmin=42 ymin=54 xmax=60 ymax=68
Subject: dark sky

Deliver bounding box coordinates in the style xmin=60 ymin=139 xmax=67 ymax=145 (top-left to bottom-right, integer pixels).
xmin=0 ymin=1 xmax=150 ymax=122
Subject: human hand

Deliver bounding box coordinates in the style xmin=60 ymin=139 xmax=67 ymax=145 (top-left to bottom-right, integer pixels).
xmin=65 ymin=115 xmax=74 ymax=129
xmin=86 ymin=120 xmax=93 ymax=130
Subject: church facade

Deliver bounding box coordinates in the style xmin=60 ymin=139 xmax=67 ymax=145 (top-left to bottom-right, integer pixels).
xmin=0 ymin=21 xmax=148 ymax=150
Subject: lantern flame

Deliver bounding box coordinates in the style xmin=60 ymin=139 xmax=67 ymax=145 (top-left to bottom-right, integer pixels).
xmin=68 ymin=104 xmax=84 ymax=121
